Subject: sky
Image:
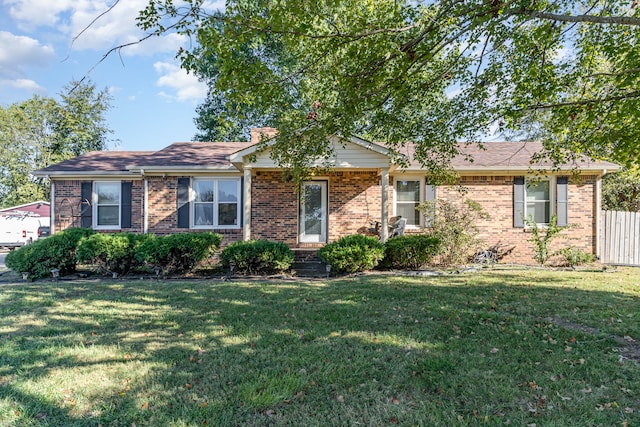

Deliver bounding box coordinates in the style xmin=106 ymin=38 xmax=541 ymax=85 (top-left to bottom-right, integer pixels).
xmin=0 ymin=0 xmax=224 ymax=152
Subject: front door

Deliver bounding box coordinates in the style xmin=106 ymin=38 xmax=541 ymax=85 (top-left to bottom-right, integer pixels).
xmin=299 ymin=181 xmax=327 ymax=243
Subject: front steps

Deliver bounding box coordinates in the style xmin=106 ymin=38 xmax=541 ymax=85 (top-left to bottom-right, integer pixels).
xmin=291 ymin=249 xmax=328 ymax=277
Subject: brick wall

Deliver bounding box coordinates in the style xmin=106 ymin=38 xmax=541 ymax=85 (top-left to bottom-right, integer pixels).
xmin=251 ymin=171 xmax=298 ymax=244
xmin=53 ymin=172 xmax=601 ymax=264
xmin=250 ymin=170 xmax=382 ymax=246
xmin=146 ymin=176 xmax=242 ymax=246
xmin=429 ymin=175 xmax=598 ymax=264
xmin=53 ymin=179 xmax=144 ymax=233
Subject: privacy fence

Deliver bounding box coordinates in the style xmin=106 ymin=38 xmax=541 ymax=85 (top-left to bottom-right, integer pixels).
xmin=601 ymin=210 xmax=640 ymax=266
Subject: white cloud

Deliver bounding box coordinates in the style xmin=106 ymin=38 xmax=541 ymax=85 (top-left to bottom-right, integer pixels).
xmin=5 ymin=0 xmax=182 ymax=55
xmin=0 ymin=31 xmax=55 ymax=81
xmin=0 ymin=78 xmax=46 ymax=92
xmin=154 ymin=61 xmax=207 ymax=102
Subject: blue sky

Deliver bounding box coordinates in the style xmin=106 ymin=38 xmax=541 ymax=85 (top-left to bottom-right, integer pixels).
xmin=0 ymin=0 xmax=224 ymax=152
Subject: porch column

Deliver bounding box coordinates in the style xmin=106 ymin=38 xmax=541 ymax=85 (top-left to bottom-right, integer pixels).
xmin=50 ymin=179 xmax=55 ymax=235
xmin=380 ymin=168 xmax=389 ymax=242
xmin=243 ymin=167 xmax=252 ymax=241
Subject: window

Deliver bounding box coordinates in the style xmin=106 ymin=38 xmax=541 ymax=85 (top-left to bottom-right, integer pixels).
xmin=94 ymin=181 xmax=121 ymax=228
xmin=394 ymin=179 xmax=422 ymax=226
xmin=514 ymin=176 xmax=567 ymax=228
xmin=192 ymin=178 xmax=240 ymax=228
xmin=525 ymin=179 xmax=551 ymax=224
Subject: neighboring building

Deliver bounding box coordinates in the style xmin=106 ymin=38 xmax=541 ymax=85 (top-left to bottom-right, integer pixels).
xmin=0 ymin=202 xmax=51 ymax=248
xmin=33 ymin=129 xmax=619 ymax=264
xmin=0 ymin=201 xmax=50 ymax=217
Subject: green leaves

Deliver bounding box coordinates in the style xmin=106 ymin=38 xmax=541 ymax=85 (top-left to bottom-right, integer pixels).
xmin=138 ymin=0 xmax=640 ymax=177
xmin=0 ymin=79 xmax=113 ymax=207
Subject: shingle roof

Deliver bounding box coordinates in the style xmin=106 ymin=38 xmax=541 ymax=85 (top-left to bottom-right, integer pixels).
xmin=396 ymin=141 xmax=619 ymax=171
xmin=35 ymin=139 xmax=618 ymax=176
xmin=37 ymin=151 xmax=156 ymax=173
xmin=131 ymin=142 xmax=254 ymax=168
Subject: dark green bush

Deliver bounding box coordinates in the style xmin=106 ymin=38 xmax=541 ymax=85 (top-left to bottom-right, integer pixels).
xmin=76 ymin=233 xmax=150 ymax=275
xmin=220 ymin=239 xmax=294 ymax=275
xmin=382 ymin=234 xmax=441 ymax=269
xmin=6 ymin=228 xmax=95 ymax=279
xmin=135 ymin=232 xmax=222 ymax=274
xmin=318 ymin=234 xmax=384 ymax=274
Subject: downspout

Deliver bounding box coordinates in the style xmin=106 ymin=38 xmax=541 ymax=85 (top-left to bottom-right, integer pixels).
xmin=142 ymin=170 xmax=148 ymax=234
xmin=596 ymin=170 xmax=605 ymax=259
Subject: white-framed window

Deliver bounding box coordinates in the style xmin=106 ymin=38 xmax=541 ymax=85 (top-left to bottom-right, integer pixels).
xmin=394 ymin=178 xmax=424 ymax=227
xmin=93 ymin=181 xmax=121 ymax=229
xmin=525 ymin=178 xmax=554 ymax=225
xmin=192 ymin=178 xmax=241 ymax=228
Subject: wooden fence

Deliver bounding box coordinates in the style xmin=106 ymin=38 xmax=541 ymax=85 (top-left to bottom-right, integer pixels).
xmin=601 ymin=210 xmax=640 ymax=266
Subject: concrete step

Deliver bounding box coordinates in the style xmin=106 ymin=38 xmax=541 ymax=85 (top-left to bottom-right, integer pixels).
xmin=292 ymin=260 xmax=329 ymax=277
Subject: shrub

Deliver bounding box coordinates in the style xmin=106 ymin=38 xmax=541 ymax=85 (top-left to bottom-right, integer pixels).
xmin=318 ymin=234 xmax=384 ymax=274
xmin=417 ymin=199 xmax=489 ymax=265
xmin=76 ymin=233 xmax=150 ymax=275
xmin=219 ymin=240 xmax=294 ymax=275
xmin=382 ymin=234 xmax=441 ymax=270
xmin=6 ymin=228 xmax=95 ymax=279
xmin=136 ymin=232 xmax=222 ymax=274
xmin=554 ymin=246 xmax=595 ymax=267
xmin=524 ymin=214 xmax=566 ymax=265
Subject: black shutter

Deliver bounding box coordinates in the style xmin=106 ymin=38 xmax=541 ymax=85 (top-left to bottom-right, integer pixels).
xmin=80 ymin=181 xmax=92 ymax=228
xmin=556 ymin=176 xmax=568 ymax=226
xmin=513 ymin=177 xmax=525 ymax=228
xmin=177 ymin=178 xmax=190 ymax=228
xmin=121 ymin=181 xmax=132 ymax=228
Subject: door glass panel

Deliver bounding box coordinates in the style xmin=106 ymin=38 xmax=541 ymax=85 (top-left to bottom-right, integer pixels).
xmin=304 ymin=184 xmax=323 ymax=235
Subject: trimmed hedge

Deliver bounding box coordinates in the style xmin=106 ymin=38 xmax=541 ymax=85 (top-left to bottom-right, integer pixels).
xmin=76 ymin=232 xmax=150 ymax=275
xmin=220 ymin=240 xmax=294 ymax=275
xmin=6 ymin=228 xmax=95 ymax=279
xmin=318 ymin=234 xmax=384 ymax=274
xmin=135 ymin=232 xmax=222 ymax=274
xmin=382 ymin=234 xmax=441 ymax=270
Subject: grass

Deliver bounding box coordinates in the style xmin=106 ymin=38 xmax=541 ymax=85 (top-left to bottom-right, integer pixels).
xmin=0 ymin=267 xmax=639 ymax=426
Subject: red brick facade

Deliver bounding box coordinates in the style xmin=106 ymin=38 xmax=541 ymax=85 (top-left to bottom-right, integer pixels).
xmin=51 ymin=172 xmax=601 ymax=264
xmin=434 ymin=175 xmax=598 ymax=264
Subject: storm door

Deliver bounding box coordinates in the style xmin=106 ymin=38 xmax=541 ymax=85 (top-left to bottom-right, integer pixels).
xmin=299 ymin=181 xmax=327 ymax=243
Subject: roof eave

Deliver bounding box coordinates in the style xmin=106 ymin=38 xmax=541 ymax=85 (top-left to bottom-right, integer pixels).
xmin=127 ymin=165 xmax=242 ymax=173
xmin=34 ymin=171 xmax=142 ymax=179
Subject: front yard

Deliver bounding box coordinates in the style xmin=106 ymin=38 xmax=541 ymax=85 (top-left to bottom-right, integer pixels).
xmin=0 ymin=268 xmax=639 ymax=426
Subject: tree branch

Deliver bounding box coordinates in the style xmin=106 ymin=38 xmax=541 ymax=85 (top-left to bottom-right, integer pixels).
xmin=508 ymin=8 xmax=640 ymax=26
xmin=519 ymin=90 xmax=640 ymax=111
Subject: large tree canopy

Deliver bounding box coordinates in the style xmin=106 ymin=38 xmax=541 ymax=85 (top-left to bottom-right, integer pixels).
xmin=0 ymin=80 xmax=113 ymax=207
xmin=138 ymin=0 xmax=640 ymax=179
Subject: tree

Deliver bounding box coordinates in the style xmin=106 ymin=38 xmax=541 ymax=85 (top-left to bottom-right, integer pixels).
xmin=602 ymin=168 xmax=640 ymax=212
xmin=0 ymin=80 xmax=113 ymax=207
xmin=136 ymin=0 xmax=640 ymax=180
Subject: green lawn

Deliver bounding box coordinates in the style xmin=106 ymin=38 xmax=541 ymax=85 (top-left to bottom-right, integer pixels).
xmin=0 ymin=268 xmax=639 ymax=426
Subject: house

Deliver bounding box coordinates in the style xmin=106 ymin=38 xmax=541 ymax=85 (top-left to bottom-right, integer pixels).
xmin=33 ymin=128 xmax=619 ymax=264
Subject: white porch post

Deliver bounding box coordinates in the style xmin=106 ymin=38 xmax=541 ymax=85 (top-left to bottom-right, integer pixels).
xmin=243 ymin=167 xmax=252 ymax=241
xmin=381 ymin=168 xmax=389 ymax=242
xmin=50 ymin=180 xmax=55 ymax=235
xmin=143 ymin=177 xmax=149 ymax=234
